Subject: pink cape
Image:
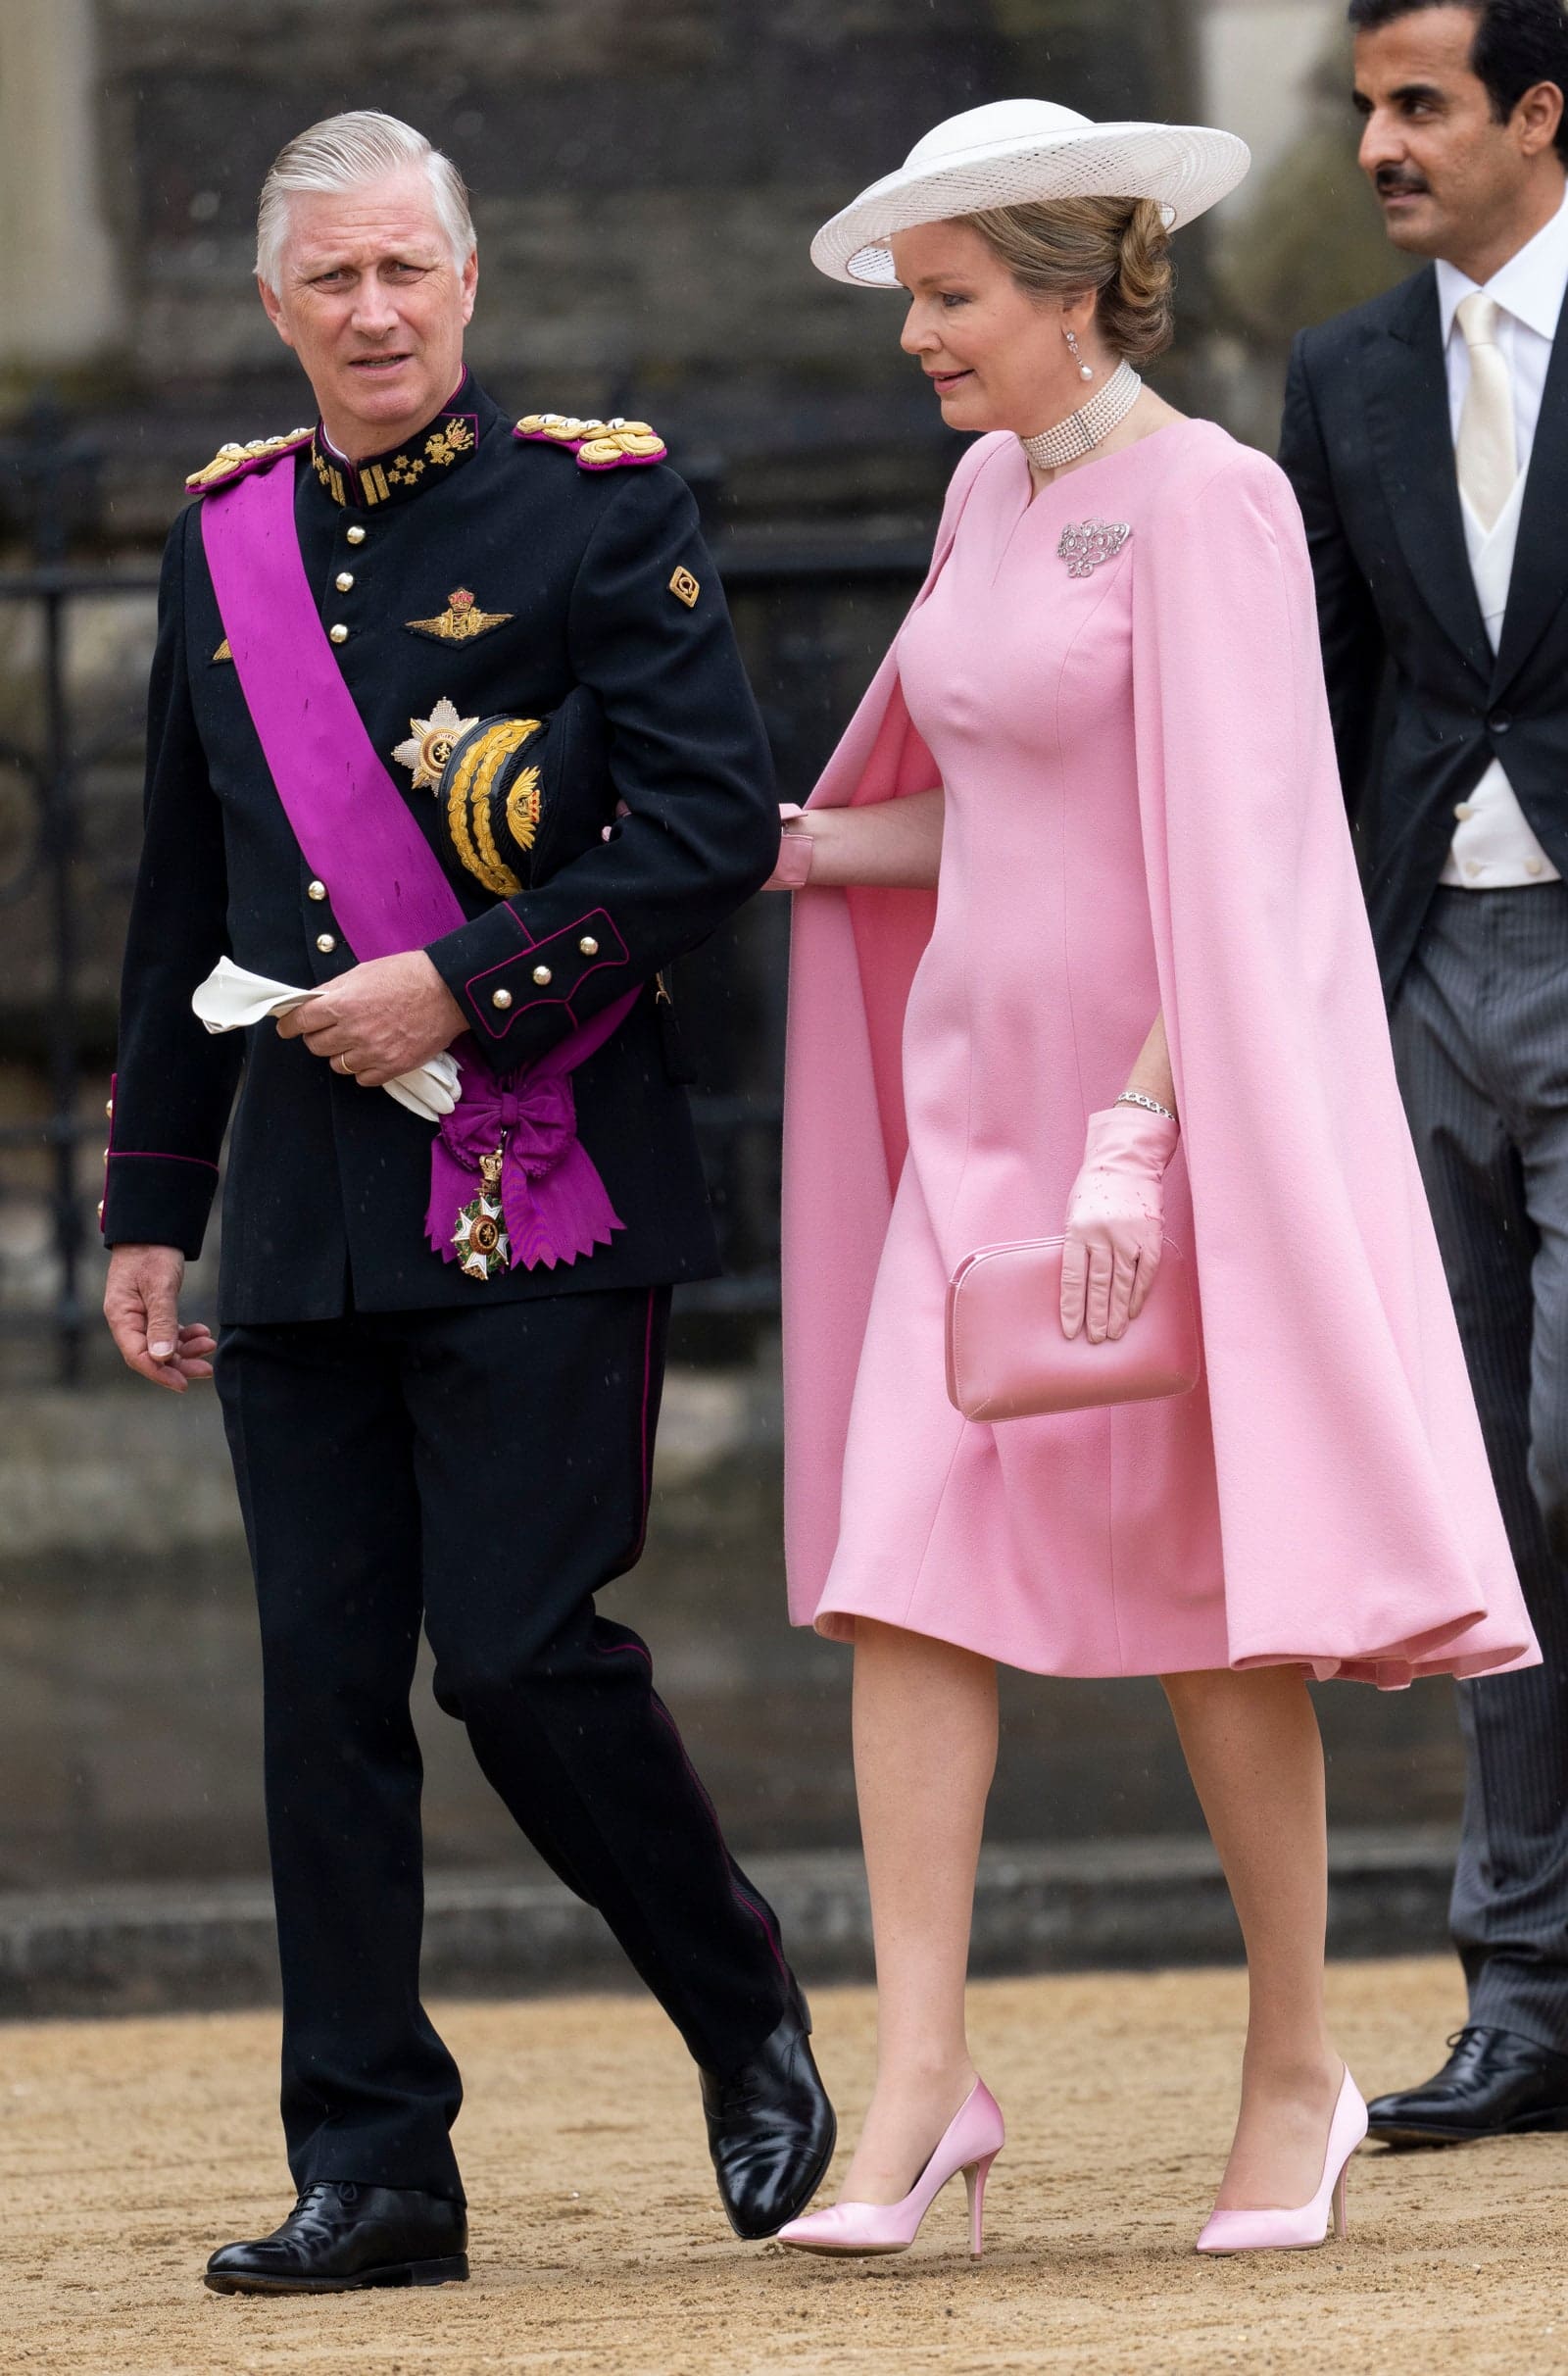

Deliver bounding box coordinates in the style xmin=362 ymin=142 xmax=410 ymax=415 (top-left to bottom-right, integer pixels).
xmin=781 ymin=430 xmax=1537 ymax=1686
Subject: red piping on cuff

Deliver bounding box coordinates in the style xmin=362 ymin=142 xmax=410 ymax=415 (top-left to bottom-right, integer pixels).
xmin=100 ymin=1068 xmax=116 ymax=1234
xmin=465 ymin=909 xmax=630 ymax=1039
xmin=105 ymin=1151 xmax=220 ymax=1170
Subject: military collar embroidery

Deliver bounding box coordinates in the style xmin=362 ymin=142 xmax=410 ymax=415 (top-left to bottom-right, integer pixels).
xmin=311 ymin=381 xmax=484 ymax=513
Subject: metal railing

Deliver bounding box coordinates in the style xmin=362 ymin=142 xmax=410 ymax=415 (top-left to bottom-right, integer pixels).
xmin=0 ymin=560 xmax=161 ymax=1382
xmin=0 ymin=405 xmax=927 ymax=1379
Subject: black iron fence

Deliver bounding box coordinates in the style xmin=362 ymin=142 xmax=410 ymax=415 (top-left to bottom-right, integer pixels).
xmin=0 ymin=421 xmax=927 ymax=1381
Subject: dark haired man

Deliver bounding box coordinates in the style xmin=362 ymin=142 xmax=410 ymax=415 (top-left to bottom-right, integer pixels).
xmin=1280 ymin=0 xmax=1568 ymax=2149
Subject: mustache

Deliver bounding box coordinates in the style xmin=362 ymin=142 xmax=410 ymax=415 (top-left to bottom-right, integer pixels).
xmin=1375 ymin=168 xmax=1431 ymax=198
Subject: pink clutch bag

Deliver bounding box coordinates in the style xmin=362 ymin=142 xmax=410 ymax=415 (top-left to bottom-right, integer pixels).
xmin=945 ymin=1235 xmax=1201 ymax=1423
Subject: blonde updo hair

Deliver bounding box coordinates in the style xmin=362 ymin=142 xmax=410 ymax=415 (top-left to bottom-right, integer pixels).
xmin=958 ymin=195 xmax=1175 ymax=366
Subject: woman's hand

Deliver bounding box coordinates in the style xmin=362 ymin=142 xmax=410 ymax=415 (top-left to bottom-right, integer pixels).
xmin=1060 ymin=1105 xmax=1180 ymax=1345
xmin=760 ymin=787 xmax=945 ymax=891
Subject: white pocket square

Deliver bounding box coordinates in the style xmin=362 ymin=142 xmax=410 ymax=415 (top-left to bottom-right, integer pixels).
xmin=191 ymin=959 xmax=462 ymax=1122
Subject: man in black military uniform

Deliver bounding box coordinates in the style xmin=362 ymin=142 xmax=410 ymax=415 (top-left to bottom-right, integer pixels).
xmin=101 ymin=109 xmax=833 ymax=2294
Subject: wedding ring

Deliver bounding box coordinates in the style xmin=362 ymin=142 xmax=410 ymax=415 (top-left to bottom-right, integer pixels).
xmin=336 ymin=1054 xmax=356 ymax=1076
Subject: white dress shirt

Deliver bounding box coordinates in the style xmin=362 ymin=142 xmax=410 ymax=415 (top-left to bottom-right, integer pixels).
xmin=1436 ymin=188 xmax=1568 ymax=889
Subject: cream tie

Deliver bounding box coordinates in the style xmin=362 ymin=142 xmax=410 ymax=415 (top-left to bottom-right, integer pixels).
xmin=1455 ymin=291 xmax=1518 ymax=531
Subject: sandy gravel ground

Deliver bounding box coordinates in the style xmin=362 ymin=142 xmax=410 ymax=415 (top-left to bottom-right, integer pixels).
xmin=4 ymin=1957 xmax=1566 ymax=2375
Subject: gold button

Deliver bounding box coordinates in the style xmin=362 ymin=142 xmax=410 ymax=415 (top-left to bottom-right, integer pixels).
xmin=1528 ymin=858 xmax=1544 ymax=875
xmin=1465 ymin=863 xmax=1481 ymax=878
xmin=491 ymin=987 xmax=513 ymax=1011
xmin=329 ymin=624 xmax=349 ymax=645
xmin=316 ymin=932 xmax=336 ymax=954
xmin=532 ymin=965 xmax=553 ymax=986
xmin=1454 ymin=803 xmax=1475 ymax=820
xmin=102 ymin=1147 xmax=110 ymax=1163
xmin=104 ymin=1098 xmax=114 ymax=1119
xmin=308 ymin=879 xmax=327 ymax=902
xmin=335 ymin=571 xmax=355 ymax=593
xmin=578 ymin=935 xmax=599 ymax=957
xmin=346 ymin=524 xmax=367 ymax=545
xmin=97 ymin=1200 xmax=105 ymax=1222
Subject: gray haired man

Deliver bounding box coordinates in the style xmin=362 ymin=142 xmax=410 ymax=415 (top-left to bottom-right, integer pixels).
xmin=102 ymin=111 xmax=834 ymax=2289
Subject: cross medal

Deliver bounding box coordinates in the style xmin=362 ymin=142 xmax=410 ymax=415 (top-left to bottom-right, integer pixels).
xmin=453 ymin=1146 xmax=512 ymax=1281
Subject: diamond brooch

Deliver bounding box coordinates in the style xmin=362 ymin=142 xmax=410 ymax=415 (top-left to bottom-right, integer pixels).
xmin=1057 ymin=520 xmax=1132 ymax=579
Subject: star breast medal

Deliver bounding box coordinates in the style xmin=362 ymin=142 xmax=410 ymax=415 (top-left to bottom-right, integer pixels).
xmin=393 ymin=696 xmax=478 ymax=792
xmin=453 ymin=1146 xmax=512 ymax=1281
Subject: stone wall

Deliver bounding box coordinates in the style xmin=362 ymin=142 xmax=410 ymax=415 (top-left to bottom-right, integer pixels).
xmin=0 ymin=1 xmax=1385 ymax=541
xmin=0 ymin=1364 xmax=1466 ymax=1893
xmin=0 ymin=0 xmax=123 ymax=382
xmin=80 ymin=0 xmax=1200 ymax=536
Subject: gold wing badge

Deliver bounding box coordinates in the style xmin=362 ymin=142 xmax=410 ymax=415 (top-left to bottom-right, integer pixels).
xmin=393 ymin=697 xmax=478 ymax=793
xmin=405 ymin=586 xmax=514 ymax=643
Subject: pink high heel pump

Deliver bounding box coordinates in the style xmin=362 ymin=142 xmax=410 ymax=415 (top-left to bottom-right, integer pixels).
xmin=776 ymin=2079 xmax=1004 ymax=2258
xmin=1195 ymin=2067 xmax=1368 ymax=2254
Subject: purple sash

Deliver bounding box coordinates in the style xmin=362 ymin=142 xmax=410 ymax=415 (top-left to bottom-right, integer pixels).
xmin=201 ymin=454 xmax=634 ymax=1270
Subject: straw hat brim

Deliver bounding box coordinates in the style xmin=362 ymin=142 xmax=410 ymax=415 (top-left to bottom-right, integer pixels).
xmin=810 ymin=122 xmax=1250 ymax=286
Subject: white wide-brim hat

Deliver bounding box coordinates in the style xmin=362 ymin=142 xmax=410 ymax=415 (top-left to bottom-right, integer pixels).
xmin=811 ymin=98 xmax=1250 ymax=286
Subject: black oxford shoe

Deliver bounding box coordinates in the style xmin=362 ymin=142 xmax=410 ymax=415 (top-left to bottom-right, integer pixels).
xmin=204 ymin=2181 xmax=468 ymax=2294
xmin=1368 ymin=2026 xmax=1568 ymax=2148
xmin=700 ymin=1984 xmax=837 ymax=2240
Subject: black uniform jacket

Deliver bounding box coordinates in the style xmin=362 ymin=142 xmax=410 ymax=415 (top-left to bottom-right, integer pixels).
xmin=102 ymin=373 xmax=778 ymax=1321
xmin=1279 ymin=268 xmax=1568 ymax=1001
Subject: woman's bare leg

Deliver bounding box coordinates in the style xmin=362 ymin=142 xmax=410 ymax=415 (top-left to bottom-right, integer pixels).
xmin=1162 ymin=1665 xmax=1344 ymax=2208
xmin=834 ymin=1618 xmax=999 ymax=2204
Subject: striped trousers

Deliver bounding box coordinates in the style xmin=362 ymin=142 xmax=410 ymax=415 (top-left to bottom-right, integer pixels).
xmin=1393 ymin=883 xmax=1568 ymax=2049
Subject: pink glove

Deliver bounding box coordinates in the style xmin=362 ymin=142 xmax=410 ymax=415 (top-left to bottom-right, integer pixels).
xmin=762 ymin=804 xmax=815 ymax=892
xmin=1060 ymin=1105 xmax=1180 ymax=1345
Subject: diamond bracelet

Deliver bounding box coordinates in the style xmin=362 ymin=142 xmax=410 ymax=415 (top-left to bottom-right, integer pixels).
xmin=1116 ymin=1088 xmax=1178 ymax=1123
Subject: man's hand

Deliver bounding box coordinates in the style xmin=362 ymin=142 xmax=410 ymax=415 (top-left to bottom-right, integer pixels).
xmin=104 ymin=1244 xmax=218 ymax=1392
xmin=276 ymin=951 xmax=466 ymax=1088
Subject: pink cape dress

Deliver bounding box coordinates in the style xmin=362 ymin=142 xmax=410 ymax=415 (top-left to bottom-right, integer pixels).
xmin=780 ymin=420 xmax=1538 ymax=1688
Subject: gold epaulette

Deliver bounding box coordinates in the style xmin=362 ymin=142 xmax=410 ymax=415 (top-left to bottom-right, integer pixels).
xmin=185 ymin=426 xmax=314 ymax=493
xmin=514 ymin=413 xmax=667 ymax=471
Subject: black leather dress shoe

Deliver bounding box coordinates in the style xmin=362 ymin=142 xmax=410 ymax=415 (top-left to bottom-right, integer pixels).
xmin=1368 ymin=2026 xmax=1568 ymax=2147
xmin=700 ymin=1984 xmax=837 ymax=2240
xmin=204 ymin=2181 xmax=468 ymax=2294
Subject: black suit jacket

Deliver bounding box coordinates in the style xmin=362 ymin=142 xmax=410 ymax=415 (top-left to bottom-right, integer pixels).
xmin=1279 ymin=267 xmax=1568 ymax=999
xmin=102 ymin=374 xmax=778 ymax=1322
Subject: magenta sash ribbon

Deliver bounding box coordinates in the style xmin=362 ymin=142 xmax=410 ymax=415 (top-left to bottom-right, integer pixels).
xmin=201 ymin=455 xmax=634 ymax=1270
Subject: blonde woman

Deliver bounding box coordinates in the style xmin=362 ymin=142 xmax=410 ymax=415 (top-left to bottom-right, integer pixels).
xmin=768 ymin=100 xmax=1536 ymax=2257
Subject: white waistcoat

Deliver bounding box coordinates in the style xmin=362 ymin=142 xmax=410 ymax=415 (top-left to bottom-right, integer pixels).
xmin=1441 ymin=474 xmax=1559 ymax=887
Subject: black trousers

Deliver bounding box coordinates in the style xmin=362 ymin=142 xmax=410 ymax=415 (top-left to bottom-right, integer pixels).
xmin=1392 ymin=886 xmax=1568 ymax=2050
xmin=217 ymin=1286 xmax=790 ymax=2201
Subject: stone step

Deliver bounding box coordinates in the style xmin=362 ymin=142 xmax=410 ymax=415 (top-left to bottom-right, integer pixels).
xmin=0 ymin=1825 xmax=1458 ymax=2019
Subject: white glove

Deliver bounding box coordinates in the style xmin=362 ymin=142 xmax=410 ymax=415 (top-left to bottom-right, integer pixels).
xmin=191 ymin=959 xmax=462 ymax=1122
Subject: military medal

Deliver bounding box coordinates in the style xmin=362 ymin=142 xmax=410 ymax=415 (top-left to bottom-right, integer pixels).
xmin=393 ymin=696 xmax=478 ymax=793
xmin=453 ymin=1146 xmax=511 ymax=1281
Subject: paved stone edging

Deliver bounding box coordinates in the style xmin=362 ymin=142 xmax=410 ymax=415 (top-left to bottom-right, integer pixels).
xmin=0 ymin=1826 xmax=1457 ymax=2018
xmin=0 ymin=1370 xmax=767 ymax=1564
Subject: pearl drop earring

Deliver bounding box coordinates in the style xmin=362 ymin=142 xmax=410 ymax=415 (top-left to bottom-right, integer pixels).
xmin=1064 ymin=326 xmax=1095 ymax=383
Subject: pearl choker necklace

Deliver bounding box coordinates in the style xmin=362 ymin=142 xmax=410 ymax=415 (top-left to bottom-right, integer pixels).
xmin=1018 ymin=362 xmax=1143 ymax=471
